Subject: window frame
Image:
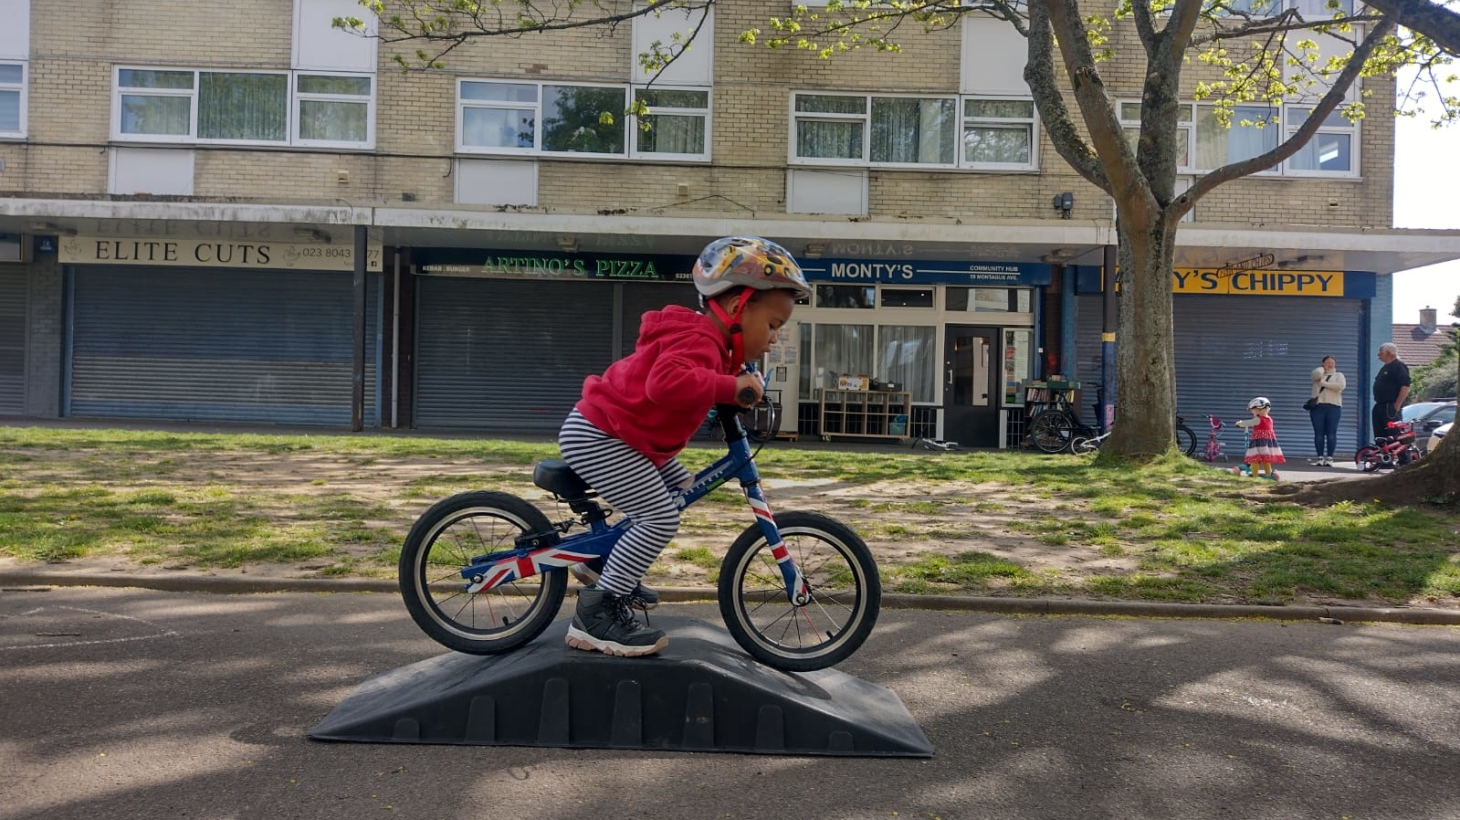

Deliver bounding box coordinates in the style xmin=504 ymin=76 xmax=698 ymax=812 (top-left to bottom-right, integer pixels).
xmin=0 ymin=60 xmax=26 ymax=139
xmin=790 ymin=90 xmax=1039 ymax=172
xmin=457 ymin=78 xmax=712 ymax=162
xmin=1117 ymin=99 xmax=1355 ymax=178
xmin=112 ymin=66 xmax=376 ymax=149
xmin=292 ymin=72 xmax=376 ymax=149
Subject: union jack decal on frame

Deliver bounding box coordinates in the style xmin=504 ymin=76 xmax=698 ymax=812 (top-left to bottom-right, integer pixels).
xmin=464 ymin=547 xmax=598 ymax=593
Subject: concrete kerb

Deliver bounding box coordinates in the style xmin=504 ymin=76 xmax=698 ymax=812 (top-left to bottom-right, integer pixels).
xmin=3 ymin=570 xmax=1457 ymax=626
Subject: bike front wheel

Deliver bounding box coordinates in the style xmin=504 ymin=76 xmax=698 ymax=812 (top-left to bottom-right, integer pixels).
xmin=1028 ymin=409 xmax=1074 ymax=454
xmin=718 ymin=511 xmax=881 ymax=672
xmin=398 ymin=490 xmax=568 ymax=655
xmin=1071 ymin=435 xmax=1100 ymax=454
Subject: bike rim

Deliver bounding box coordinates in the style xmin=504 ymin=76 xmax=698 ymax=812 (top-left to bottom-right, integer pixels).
xmin=732 ymin=528 xmax=867 ymax=659
xmin=415 ymin=508 xmax=551 ymax=640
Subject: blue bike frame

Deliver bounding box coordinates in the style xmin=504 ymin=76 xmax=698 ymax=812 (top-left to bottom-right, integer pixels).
xmin=458 ymin=408 xmax=810 ymax=605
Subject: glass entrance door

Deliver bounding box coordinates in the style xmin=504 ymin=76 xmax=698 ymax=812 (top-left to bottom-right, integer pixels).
xmin=943 ymin=325 xmax=1000 ymax=447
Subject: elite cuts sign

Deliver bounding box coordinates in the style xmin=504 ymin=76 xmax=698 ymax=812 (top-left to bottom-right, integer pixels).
xmin=61 ymin=237 xmax=384 ymax=272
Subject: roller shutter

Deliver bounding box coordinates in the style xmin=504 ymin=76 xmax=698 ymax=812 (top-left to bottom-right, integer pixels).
xmin=619 ymin=282 xmax=700 ymax=358
xmin=0 ymin=269 xmax=24 ymax=415
xmin=1076 ymin=294 xmax=1365 ymax=457
xmin=414 ymin=278 xmax=616 ymax=431
xmin=69 ymin=267 xmax=379 ymax=425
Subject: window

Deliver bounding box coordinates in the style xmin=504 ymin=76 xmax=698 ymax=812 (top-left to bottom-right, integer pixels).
xmin=114 ymin=67 xmax=373 ymax=147
xmin=1212 ymin=0 xmax=1353 ymax=16
xmin=792 ymin=91 xmax=1036 ymax=170
xmin=815 ymin=284 xmax=877 ymax=309
xmin=802 ymin=323 xmax=937 ymax=403
xmin=0 ymin=62 xmax=23 ymax=138
xmin=879 ymin=288 xmax=934 ymax=308
xmin=1119 ymin=100 xmax=1351 ymax=176
xmin=963 ymin=98 xmax=1036 ymax=168
xmin=294 ymin=74 xmax=374 ymax=146
xmin=948 ymin=287 xmax=1032 ymax=312
xmin=459 ymin=79 xmax=709 ymax=160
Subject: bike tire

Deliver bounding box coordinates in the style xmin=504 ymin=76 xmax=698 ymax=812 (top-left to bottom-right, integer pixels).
xmin=1400 ymin=446 xmax=1422 ymax=466
xmin=1175 ymin=423 xmax=1198 ymax=457
xmin=718 ymin=511 xmax=881 ymax=672
xmin=1355 ymin=446 xmax=1383 ymax=473
xmin=1071 ymin=435 xmax=1100 ymax=454
xmin=398 ymin=490 xmax=568 ymax=655
xmin=1029 ymin=410 xmax=1074 ymax=454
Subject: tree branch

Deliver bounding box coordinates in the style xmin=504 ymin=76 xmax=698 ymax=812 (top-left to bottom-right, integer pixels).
xmin=1191 ymin=11 xmax=1384 ymax=46
xmin=1354 ymin=0 xmax=1460 ymax=55
xmin=1025 ymin=0 xmax=1110 ymax=192
xmin=1173 ymin=18 xmax=1395 ymax=223
xmin=1130 ymin=0 xmax=1160 ymax=53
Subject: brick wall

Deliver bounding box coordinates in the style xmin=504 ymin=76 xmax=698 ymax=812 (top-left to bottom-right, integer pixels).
xmin=1 ymin=0 xmax=1396 ymax=230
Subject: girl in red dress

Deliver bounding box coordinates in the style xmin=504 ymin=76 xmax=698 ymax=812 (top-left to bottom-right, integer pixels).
xmin=1236 ymin=396 xmax=1285 ymax=480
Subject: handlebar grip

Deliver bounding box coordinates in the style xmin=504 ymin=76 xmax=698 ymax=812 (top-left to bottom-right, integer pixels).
xmin=736 ymin=387 xmax=759 ymax=406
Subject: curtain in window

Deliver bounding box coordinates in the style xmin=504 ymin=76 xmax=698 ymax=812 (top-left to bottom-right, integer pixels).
xmin=879 ymin=326 xmax=936 ymax=402
xmin=798 ymin=120 xmax=862 ymax=160
xmin=815 ymin=324 xmax=875 ymax=389
xmin=199 ymin=73 xmax=287 ymax=141
xmin=1194 ymin=105 xmax=1277 ymax=169
xmin=870 ymin=98 xmax=954 ymax=164
xmin=640 ymin=114 xmax=704 ymax=154
xmin=298 ymin=75 xmax=370 ymax=143
xmin=0 ymin=90 xmax=16 ymax=131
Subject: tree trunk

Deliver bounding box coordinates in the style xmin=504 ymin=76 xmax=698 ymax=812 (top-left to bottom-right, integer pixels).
xmin=1105 ymin=213 xmax=1179 ymax=458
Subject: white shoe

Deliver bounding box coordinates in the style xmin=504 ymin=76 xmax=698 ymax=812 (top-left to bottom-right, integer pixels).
xmin=1323 ymin=457 xmax=1333 ymax=466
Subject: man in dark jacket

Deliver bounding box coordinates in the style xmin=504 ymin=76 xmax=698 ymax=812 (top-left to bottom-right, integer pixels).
xmin=1371 ymin=342 xmax=1411 ymax=443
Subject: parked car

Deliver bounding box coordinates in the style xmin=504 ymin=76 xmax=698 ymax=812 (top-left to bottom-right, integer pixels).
xmin=1401 ymin=400 xmax=1456 ymax=437
xmin=1428 ymin=421 xmax=1450 ymax=454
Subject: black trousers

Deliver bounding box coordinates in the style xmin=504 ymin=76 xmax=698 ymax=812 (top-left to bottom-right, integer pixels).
xmin=1371 ymin=402 xmax=1399 ymax=443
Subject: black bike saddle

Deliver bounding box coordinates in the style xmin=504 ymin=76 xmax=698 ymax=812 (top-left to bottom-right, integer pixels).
xmin=533 ymin=460 xmax=591 ymax=499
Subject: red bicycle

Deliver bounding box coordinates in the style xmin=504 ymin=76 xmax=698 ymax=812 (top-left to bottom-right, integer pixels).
xmin=1354 ymin=421 xmax=1422 ymax=472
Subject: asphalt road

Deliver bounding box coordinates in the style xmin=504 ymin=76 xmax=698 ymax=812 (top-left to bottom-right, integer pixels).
xmin=3 ymin=586 xmax=1457 ymax=820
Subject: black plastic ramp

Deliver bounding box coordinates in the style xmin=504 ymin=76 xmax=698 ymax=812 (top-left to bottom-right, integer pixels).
xmin=310 ymin=616 xmax=932 ymax=757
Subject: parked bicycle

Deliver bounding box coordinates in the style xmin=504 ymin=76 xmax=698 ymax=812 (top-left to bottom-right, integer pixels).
xmin=397 ymin=369 xmax=881 ymax=673
xmin=1201 ymin=415 xmax=1227 ymax=462
xmin=1032 ymin=394 xmax=1197 ymax=457
xmin=1354 ymin=420 xmax=1422 ymax=472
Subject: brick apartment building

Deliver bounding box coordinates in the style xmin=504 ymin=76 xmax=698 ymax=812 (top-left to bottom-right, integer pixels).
xmin=2 ymin=0 xmax=1459 ymax=454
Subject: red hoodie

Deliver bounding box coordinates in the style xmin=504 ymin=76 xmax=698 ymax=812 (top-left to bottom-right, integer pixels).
xmin=576 ymin=306 xmax=741 ymax=466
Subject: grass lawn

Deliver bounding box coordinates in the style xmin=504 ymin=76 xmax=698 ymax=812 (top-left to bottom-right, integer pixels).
xmin=2 ymin=425 xmax=1457 ymax=608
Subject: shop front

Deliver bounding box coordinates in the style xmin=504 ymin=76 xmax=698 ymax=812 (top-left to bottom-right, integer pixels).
xmin=410 ymin=248 xmax=699 ymax=433
xmin=790 ymin=258 xmax=1050 ymax=447
xmin=59 ymin=236 xmax=384 ymax=425
xmin=1073 ymin=266 xmax=1376 ymax=457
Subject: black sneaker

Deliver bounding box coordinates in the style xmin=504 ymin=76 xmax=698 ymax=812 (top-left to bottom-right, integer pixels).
xmin=565 ymin=587 xmax=668 ymax=657
xmin=569 ymin=560 xmax=660 ymax=609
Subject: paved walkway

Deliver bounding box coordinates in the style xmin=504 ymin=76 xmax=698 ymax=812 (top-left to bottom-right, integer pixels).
xmin=2 ymin=586 xmax=1457 ymax=820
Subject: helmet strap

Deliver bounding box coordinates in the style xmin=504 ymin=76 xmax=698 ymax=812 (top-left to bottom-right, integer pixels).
xmin=706 ymin=288 xmax=756 ymax=370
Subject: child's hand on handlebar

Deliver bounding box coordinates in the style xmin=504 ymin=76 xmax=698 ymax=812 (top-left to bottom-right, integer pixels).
xmin=734 ymin=373 xmax=764 ymax=408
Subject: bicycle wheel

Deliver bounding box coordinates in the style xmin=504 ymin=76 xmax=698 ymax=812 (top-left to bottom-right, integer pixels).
xmin=398 ymin=490 xmax=568 ymax=655
xmin=1071 ymin=435 xmax=1100 ymax=454
xmin=1355 ymin=446 xmax=1383 ymax=473
xmin=1029 ymin=410 xmax=1075 ymax=454
xmin=1175 ymin=423 xmax=1198 ymax=457
xmin=718 ymin=511 xmax=881 ymax=672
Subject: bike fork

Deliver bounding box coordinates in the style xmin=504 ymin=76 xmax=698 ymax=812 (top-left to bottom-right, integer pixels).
xmin=739 ymin=479 xmax=811 ymax=605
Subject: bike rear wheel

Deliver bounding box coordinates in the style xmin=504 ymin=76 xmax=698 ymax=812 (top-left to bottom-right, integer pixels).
xmin=1354 ymin=446 xmax=1384 ymax=473
xmin=1029 ymin=409 xmax=1075 ymax=453
xmin=398 ymin=490 xmax=568 ymax=655
xmin=718 ymin=511 xmax=881 ymax=672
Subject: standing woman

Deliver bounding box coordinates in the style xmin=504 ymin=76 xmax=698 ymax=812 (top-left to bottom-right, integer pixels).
xmin=1308 ymin=356 xmax=1346 ymax=466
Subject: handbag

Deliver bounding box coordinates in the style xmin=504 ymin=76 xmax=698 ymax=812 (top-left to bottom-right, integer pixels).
xmin=1303 ymin=397 xmax=1318 ymax=411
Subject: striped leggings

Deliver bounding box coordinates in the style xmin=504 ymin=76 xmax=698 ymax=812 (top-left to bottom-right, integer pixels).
xmin=558 ymin=409 xmax=690 ymax=596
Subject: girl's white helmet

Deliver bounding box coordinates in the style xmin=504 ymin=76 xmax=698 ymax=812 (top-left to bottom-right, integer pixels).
xmin=1248 ymin=396 xmax=1271 ymax=410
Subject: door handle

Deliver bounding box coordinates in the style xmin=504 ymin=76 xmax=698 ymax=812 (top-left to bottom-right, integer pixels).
xmin=946 ymin=368 xmax=953 ymax=386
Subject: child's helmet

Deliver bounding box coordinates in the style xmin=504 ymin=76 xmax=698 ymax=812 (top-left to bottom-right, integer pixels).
xmin=692 ymin=236 xmax=811 ymax=301
xmin=1248 ymin=396 xmax=1271 ymax=410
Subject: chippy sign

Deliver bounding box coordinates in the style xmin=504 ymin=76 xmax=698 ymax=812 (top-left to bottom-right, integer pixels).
xmin=1172 ymin=269 xmax=1344 ymax=296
